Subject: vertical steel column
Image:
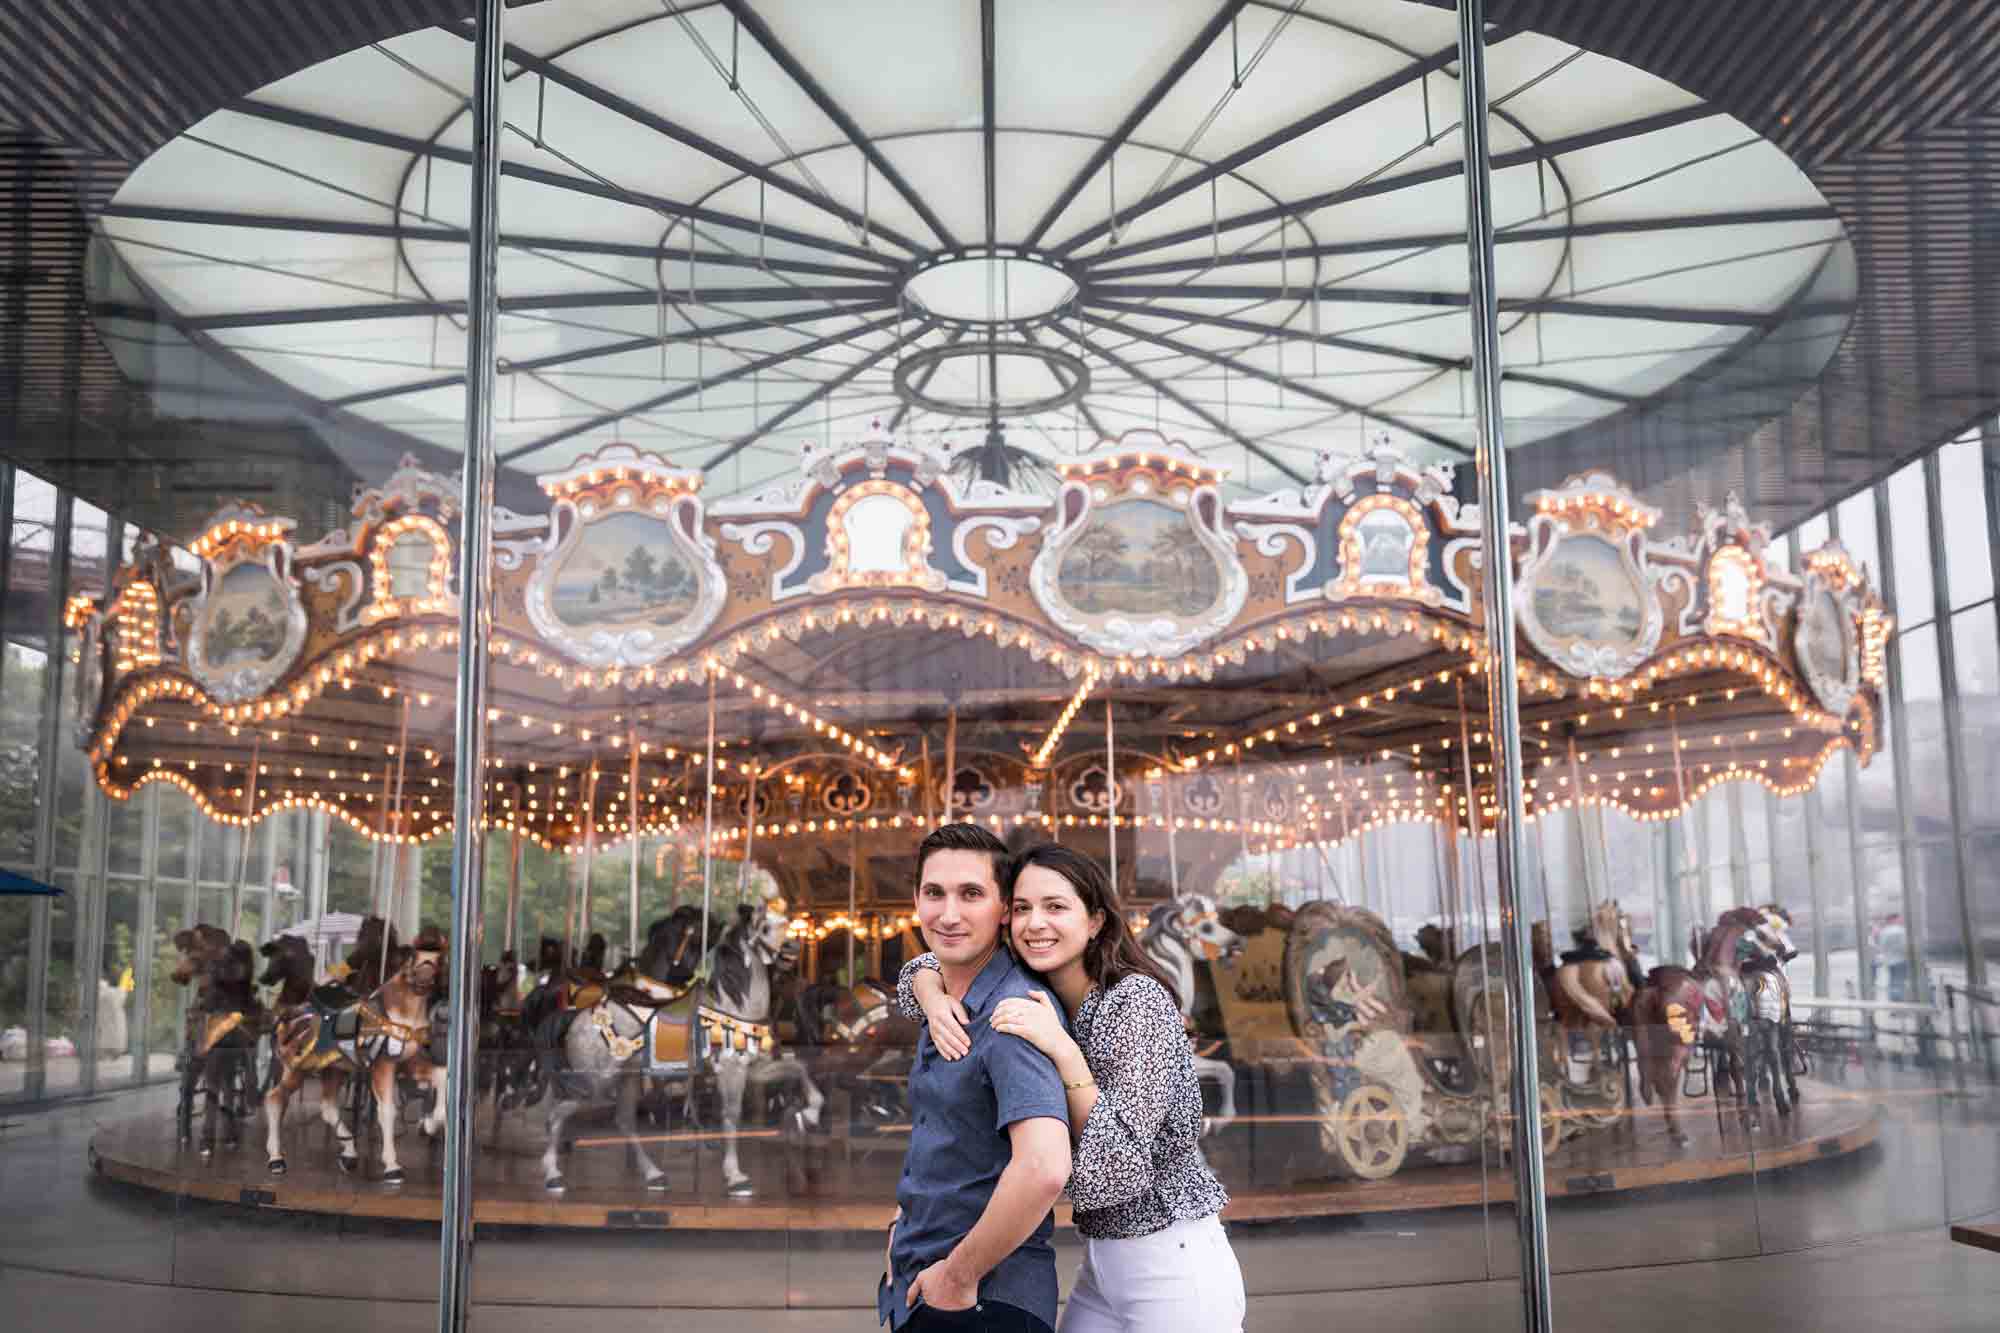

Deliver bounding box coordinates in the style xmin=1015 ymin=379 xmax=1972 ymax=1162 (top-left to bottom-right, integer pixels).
xmin=1454 ymin=6 xmax=1552 ymax=1327
xmin=130 ymin=782 xmax=162 ymax=1084
xmin=25 ymin=487 xmax=72 ymax=1100
xmin=438 ymin=0 xmax=504 ymax=1326
xmin=1922 ymin=451 xmax=1986 ymax=1003
xmin=1872 ymin=481 xmax=1927 ymax=997
xmin=1726 ymin=782 xmax=1750 ymax=907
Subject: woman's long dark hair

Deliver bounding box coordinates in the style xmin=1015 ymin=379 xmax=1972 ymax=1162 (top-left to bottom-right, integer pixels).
xmin=1003 ymin=843 xmax=1181 ymax=1010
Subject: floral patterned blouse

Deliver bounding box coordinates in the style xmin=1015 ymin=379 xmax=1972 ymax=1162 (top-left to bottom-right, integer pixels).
xmin=897 ymin=955 xmax=1230 ymax=1240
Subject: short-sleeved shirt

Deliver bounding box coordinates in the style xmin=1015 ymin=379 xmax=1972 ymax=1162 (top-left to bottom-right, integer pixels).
xmin=879 ymin=948 xmax=1069 ymax=1330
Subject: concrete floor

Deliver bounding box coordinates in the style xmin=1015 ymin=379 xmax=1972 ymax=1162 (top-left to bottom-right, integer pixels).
xmin=3 ymin=1063 xmax=1997 ymax=1331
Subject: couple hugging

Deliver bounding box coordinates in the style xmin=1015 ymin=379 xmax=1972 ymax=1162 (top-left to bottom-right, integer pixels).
xmin=880 ymin=824 xmax=1245 ymax=1332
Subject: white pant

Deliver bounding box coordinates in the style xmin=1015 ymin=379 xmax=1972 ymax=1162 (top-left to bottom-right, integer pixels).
xmin=1058 ymin=1215 xmax=1246 ymax=1333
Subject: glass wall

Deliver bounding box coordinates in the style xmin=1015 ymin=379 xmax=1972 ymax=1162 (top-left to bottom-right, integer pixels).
xmin=1 ymin=4 xmax=1997 ymax=1332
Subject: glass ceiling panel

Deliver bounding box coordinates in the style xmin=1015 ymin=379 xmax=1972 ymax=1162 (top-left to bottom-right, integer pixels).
xmin=95 ymin=0 xmax=1848 ymax=502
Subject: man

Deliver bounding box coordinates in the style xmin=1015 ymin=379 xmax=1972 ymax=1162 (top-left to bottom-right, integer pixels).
xmin=880 ymin=823 xmax=1071 ymax=1332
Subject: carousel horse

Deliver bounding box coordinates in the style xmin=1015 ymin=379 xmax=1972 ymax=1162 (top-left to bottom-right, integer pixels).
xmin=170 ymin=924 xmax=235 ymax=1144
xmin=257 ymin=934 xmax=319 ymax=1091
xmin=1140 ymin=893 xmax=1244 ymax=1135
xmin=264 ymin=928 xmax=449 ymax=1183
xmin=1691 ymin=905 xmax=1796 ymax=1115
xmin=1740 ymin=952 xmax=1792 ymax=1121
xmin=1631 ymin=906 xmax=1792 ymax=1141
xmin=1547 ymin=901 xmax=1643 ymax=1064
xmin=1631 ymin=962 xmax=1724 ymax=1142
xmin=535 ymin=908 xmax=714 ymax=1193
xmin=1755 ymin=904 xmax=1805 ymax=1107
xmin=344 ymin=915 xmax=404 ymax=998
xmin=185 ymin=936 xmax=263 ymax=1157
xmin=694 ymin=897 xmax=826 ymax=1196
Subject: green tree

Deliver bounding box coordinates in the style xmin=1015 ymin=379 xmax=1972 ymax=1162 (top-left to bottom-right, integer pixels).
xmin=623 ymin=545 xmax=658 ymax=596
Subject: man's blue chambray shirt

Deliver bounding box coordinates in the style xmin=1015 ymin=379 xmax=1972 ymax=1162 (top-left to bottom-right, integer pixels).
xmin=878 ymin=947 xmax=1070 ymax=1330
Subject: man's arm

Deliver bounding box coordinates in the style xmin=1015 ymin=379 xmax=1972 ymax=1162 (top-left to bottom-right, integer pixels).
xmin=907 ymin=1116 xmax=1069 ymax=1310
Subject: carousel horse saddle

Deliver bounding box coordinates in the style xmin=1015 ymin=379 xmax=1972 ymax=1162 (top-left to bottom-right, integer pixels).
xmin=311 ymin=981 xmax=358 ymax=1008
xmin=195 ymin=1009 xmax=251 ymax=1056
xmin=1559 ymin=943 xmax=1614 ymax=965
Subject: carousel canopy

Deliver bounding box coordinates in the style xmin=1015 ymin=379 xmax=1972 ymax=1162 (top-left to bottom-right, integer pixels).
xmin=91 ymin=0 xmax=1849 ymax=509
xmin=70 ymin=432 xmax=1889 ymax=876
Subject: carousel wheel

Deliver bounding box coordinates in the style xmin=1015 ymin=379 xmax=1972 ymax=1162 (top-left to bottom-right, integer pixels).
xmin=1334 ymin=1083 xmax=1409 ymax=1181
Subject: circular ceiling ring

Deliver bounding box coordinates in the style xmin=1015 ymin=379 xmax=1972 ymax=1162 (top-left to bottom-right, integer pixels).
xmin=892 ymin=341 xmax=1091 ymax=420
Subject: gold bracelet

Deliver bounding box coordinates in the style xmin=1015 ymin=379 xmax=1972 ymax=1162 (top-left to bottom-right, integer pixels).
xmin=1063 ymin=1077 xmax=1095 ymax=1091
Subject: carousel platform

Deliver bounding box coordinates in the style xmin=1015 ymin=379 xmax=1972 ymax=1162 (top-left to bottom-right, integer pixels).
xmin=88 ymin=1079 xmax=1879 ymax=1231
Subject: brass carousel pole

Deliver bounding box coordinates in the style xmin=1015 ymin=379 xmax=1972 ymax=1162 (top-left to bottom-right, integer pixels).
xmin=1104 ymin=699 xmax=1119 ymax=891
xmin=380 ymin=695 xmax=413 ymax=985
xmin=847 ymin=814 xmax=859 ymax=986
xmin=1164 ymin=770 xmax=1181 ymax=896
xmin=740 ymin=763 xmax=759 ymax=900
xmin=580 ymin=759 xmax=598 ymax=954
xmin=504 ymin=813 xmax=521 ymax=957
xmin=227 ymin=734 xmax=261 ymax=938
xmin=921 ymin=734 xmax=935 ymax=827
xmin=627 ymin=729 xmax=642 ymax=964
xmin=698 ymin=670 xmax=718 ymax=969
xmin=944 ymin=706 xmax=958 ymax=821
xmin=1456 ymin=1 xmax=1554 ymax=1322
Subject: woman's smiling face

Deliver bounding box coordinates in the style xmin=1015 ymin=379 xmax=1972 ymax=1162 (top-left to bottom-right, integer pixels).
xmin=1009 ymin=863 xmax=1104 ymax=975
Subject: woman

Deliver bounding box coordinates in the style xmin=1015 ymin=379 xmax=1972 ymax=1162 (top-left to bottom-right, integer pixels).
xmin=896 ymin=843 xmax=1245 ymax=1333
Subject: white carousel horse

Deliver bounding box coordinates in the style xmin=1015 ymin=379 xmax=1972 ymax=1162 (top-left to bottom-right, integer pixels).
xmin=698 ymin=897 xmax=826 ymax=1196
xmin=1140 ymin=894 xmax=1243 ymax=1135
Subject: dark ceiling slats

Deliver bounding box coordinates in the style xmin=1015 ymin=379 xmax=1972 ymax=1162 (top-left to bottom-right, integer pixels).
xmin=2 ymin=1 xmax=1999 ymax=535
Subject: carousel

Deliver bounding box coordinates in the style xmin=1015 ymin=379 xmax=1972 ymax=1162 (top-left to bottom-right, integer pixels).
xmin=78 ymin=428 xmax=1886 ymax=1227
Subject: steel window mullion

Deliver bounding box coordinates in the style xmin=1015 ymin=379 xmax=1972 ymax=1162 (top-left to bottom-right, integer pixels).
xmin=1922 ymin=449 xmax=1989 ymax=1020
xmin=1873 ymin=479 xmax=1928 ymax=1000
xmin=24 ymin=485 xmax=71 ymax=1101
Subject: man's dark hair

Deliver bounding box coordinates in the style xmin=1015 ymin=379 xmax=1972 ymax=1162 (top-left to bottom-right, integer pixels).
xmin=916 ymin=822 xmax=1010 ymax=884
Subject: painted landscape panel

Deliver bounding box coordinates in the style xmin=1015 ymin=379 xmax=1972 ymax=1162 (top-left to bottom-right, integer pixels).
xmin=1056 ymin=499 xmax=1218 ymax=616
xmin=1532 ymin=536 xmax=1643 ymax=645
xmin=550 ymin=512 xmax=699 ymax=633
xmin=201 ymin=563 xmax=289 ymax=668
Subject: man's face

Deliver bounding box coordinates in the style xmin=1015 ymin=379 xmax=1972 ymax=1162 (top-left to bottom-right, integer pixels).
xmin=916 ymin=847 xmax=1006 ymax=969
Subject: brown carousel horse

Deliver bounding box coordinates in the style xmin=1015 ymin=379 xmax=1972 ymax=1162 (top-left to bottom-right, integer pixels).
xmin=1631 ymin=906 xmax=1793 ymax=1141
xmin=1546 ymin=901 xmax=1643 ymax=1063
xmin=265 ymin=927 xmax=449 ymax=1183
xmin=173 ymin=926 xmax=263 ymax=1156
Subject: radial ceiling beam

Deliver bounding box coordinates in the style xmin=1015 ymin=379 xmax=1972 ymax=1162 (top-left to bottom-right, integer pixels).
xmin=326 ymin=302 xmax=894 ymax=409
xmin=227 ymin=100 xmax=898 ymax=269
xmin=1020 ymin=325 xmax=1114 ymax=441
xmin=1085 ymin=282 xmax=1770 ymax=326
xmin=1051 ymin=43 xmax=1459 ymax=259
xmin=1083 ymin=102 xmax=1724 ymax=268
xmin=1074 ymin=307 xmax=1473 ymax=457
xmin=1047 ymin=321 xmax=1307 ymax=484
xmin=1500 ymin=369 xmax=1639 ymax=405
xmin=1087 ymin=206 xmax=1844 ymax=280
xmin=1021 ymin=0 xmax=1250 ymax=250
xmin=500 ymin=308 xmax=905 ymax=463
xmin=1087 ymin=295 xmax=1460 ymax=370
xmin=99 ymin=202 xmax=890 ymax=280
xmin=490 ymin=42 xmax=931 ymax=259
xmin=981 ymin=0 xmax=998 ymax=249
xmin=187 ymin=285 xmax=895 ymax=330
xmin=886 ymin=326 xmax=967 ymax=431
xmin=703 ymin=318 xmax=937 ymax=471
xmin=718 ymin=0 xmax=961 ymax=251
